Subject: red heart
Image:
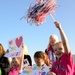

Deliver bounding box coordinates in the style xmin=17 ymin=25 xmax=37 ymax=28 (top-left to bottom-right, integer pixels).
xmin=15 ymin=36 xmax=23 ymax=48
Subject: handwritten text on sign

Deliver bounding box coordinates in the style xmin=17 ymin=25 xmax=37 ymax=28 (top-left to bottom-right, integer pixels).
xmin=19 ymin=66 xmax=50 ymax=75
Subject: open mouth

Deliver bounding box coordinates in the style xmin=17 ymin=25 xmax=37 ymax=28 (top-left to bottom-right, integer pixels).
xmin=56 ymin=52 xmax=62 ymax=56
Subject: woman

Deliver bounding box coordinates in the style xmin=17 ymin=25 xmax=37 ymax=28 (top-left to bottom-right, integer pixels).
xmin=0 ymin=43 xmax=10 ymax=75
xmin=45 ymin=34 xmax=59 ymax=64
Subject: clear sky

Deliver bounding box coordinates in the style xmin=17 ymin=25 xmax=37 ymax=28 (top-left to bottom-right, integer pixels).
xmin=0 ymin=0 xmax=75 ymax=64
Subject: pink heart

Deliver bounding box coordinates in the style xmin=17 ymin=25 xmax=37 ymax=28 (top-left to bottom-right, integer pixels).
xmin=15 ymin=36 xmax=23 ymax=48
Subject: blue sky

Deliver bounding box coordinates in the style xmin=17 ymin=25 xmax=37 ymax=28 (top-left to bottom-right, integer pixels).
xmin=0 ymin=0 xmax=75 ymax=64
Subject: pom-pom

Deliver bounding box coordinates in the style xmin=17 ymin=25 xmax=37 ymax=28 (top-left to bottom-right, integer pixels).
xmin=25 ymin=0 xmax=58 ymax=26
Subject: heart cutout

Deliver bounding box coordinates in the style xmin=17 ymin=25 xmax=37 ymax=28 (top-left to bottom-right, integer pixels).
xmin=15 ymin=36 xmax=23 ymax=48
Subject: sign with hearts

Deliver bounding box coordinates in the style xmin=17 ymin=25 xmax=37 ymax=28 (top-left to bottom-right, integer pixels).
xmin=5 ymin=36 xmax=23 ymax=58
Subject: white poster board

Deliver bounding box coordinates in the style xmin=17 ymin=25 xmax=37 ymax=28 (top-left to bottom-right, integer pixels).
xmin=19 ymin=66 xmax=51 ymax=75
xmin=5 ymin=36 xmax=23 ymax=58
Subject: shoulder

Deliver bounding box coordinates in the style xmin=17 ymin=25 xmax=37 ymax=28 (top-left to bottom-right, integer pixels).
xmin=62 ymin=52 xmax=73 ymax=58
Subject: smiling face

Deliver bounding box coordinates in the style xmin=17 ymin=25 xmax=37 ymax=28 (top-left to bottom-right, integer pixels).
xmin=53 ymin=42 xmax=64 ymax=59
xmin=49 ymin=34 xmax=59 ymax=46
xmin=50 ymin=37 xmax=56 ymax=46
xmin=11 ymin=58 xmax=20 ymax=68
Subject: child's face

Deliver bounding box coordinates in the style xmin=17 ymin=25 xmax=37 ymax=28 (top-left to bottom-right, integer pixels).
xmin=54 ymin=43 xmax=64 ymax=59
xmin=34 ymin=58 xmax=45 ymax=66
xmin=11 ymin=58 xmax=20 ymax=68
xmin=50 ymin=38 xmax=56 ymax=46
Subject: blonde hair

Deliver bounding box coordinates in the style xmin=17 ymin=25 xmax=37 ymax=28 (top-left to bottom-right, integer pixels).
xmin=54 ymin=41 xmax=63 ymax=46
xmin=47 ymin=34 xmax=59 ymax=49
xmin=34 ymin=51 xmax=50 ymax=66
xmin=0 ymin=44 xmax=6 ymax=57
xmin=23 ymin=44 xmax=29 ymax=55
xmin=50 ymin=34 xmax=59 ymax=42
xmin=11 ymin=57 xmax=20 ymax=66
xmin=54 ymin=41 xmax=64 ymax=52
xmin=15 ymin=57 xmax=20 ymax=65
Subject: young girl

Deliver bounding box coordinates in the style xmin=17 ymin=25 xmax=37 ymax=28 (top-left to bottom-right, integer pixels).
xmin=0 ymin=44 xmax=10 ymax=75
xmin=34 ymin=51 xmax=50 ymax=67
xmin=50 ymin=21 xmax=74 ymax=75
xmin=8 ymin=57 xmax=21 ymax=75
xmin=45 ymin=34 xmax=59 ymax=64
xmin=8 ymin=44 xmax=25 ymax=75
xmin=34 ymin=51 xmax=56 ymax=75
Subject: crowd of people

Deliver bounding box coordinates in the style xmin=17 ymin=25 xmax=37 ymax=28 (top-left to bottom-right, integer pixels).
xmin=0 ymin=21 xmax=75 ymax=75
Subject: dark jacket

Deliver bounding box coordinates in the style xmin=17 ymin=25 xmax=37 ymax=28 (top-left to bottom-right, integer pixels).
xmin=0 ymin=66 xmax=7 ymax=75
xmin=24 ymin=55 xmax=32 ymax=66
xmin=0 ymin=54 xmax=9 ymax=68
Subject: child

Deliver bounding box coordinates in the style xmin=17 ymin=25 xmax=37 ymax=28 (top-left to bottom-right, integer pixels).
xmin=34 ymin=51 xmax=56 ymax=75
xmin=50 ymin=21 xmax=74 ymax=75
xmin=8 ymin=44 xmax=25 ymax=75
xmin=8 ymin=57 xmax=21 ymax=75
xmin=45 ymin=34 xmax=59 ymax=64
xmin=34 ymin=51 xmax=50 ymax=67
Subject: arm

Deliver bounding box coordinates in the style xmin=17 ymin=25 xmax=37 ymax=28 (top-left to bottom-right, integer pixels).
xmin=19 ymin=44 xmax=24 ymax=72
xmin=54 ymin=21 xmax=70 ymax=55
xmin=48 ymin=71 xmax=56 ymax=75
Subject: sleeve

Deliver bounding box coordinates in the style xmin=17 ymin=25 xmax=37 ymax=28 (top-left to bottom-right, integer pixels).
xmin=0 ymin=67 xmax=7 ymax=75
xmin=64 ymin=52 xmax=74 ymax=64
xmin=0 ymin=56 xmax=10 ymax=68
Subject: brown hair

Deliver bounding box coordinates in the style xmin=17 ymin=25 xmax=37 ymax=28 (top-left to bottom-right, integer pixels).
xmin=0 ymin=43 xmax=6 ymax=57
xmin=34 ymin=51 xmax=50 ymax=66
